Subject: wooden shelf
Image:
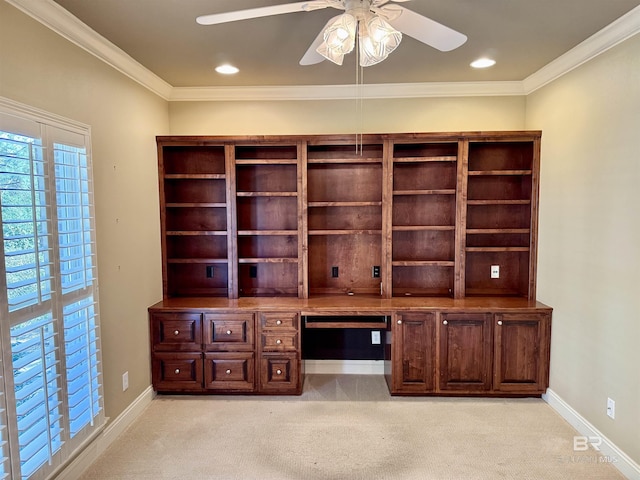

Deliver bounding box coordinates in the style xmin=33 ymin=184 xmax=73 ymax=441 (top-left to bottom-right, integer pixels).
xmin=307 ymin=157 xmax=381 ymax=164
xmin=392 ymin=261 xmax=455 ymax=267
xmin=394 ymin=155 xmax=457 ymax=163
xmin=466 ymin=247 xmax=530 ymax=252
xmin=468 ymin=170 xmax=532 ymax=176
xmin=308 ymin=201 xmax=382 ymax=207
xmin=166 ymin=203 xmax=226 ymax=208
xmin=466 ymin=229 xmax=530 ymax=234
xmin=237 ymin=230 xmax=298 ymax=236
xmin=393 ymin=225 xmax=455 ymax=231
xmin=236 ymin=191 xmax=297 ymax=197
xmin=167 ymin=258 xmax=228 ymax=264
xmin=308 ymin=229 xmax=383 ymax=235
xmin=467 ymin=199 xmax=531 ymax=205
xmin=235 ymin=159 xmax=297 ymax=165
xmin=165 ymin=174 xmax=226 ymax=179
xmin=393 ymin=189 xmax=456 ymax=196
xmin=166 ymin=231 xmax=228 ymax=236
xmin=238 ymin=258 xmax=298 ymax=264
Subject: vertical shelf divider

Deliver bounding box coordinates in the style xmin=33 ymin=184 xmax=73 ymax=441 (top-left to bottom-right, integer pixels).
xmin=455 ymin=138 xmax=469 ymax=299
xmin=225 ymin=143 xmax=239 ymax=299
xmin=298 ymin=141 xmax=308 ymax=298
xmin=528 ymin=136 xmax=542 ymax=301
xmin=381 ymin=139 xmax=394 ymax=299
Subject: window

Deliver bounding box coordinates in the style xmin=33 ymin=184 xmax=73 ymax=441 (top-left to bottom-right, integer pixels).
xmin=0 ymin=98 xmax=105 ymax=480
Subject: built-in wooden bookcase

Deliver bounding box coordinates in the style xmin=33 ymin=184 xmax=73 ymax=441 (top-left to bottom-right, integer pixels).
xmin=391 ymin=141 xmax=459 ymax=297
xmin=307 ymin=141 xmax=384 ymax=296
xmin=160 ymin=144 xmax=229 ymax=297
xmin=464 ymin=138 xmax=540 ymax=298
xmin=234 ymin=143 xmax=302 ymax=297
xmin=157 ymin=132 xmax=541 ymax=301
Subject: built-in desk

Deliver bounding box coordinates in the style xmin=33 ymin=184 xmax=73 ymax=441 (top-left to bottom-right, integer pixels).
xmin=149 ymin=296 xmax=552 ymax=396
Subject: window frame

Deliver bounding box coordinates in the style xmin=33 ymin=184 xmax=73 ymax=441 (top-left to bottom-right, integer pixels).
xmin=0 ymin=96 xmax=105 ymax=480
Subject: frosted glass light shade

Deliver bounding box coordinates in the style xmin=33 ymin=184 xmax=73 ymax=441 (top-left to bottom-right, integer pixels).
xmin=316 ymin=13 xmax=357 ymax=65
xmin=359 ymin=15 xmax=402 ymax=67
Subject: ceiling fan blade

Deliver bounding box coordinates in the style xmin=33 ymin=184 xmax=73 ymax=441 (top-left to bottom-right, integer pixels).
xmin=385 ymin=5 xmax=467 ymax=52
xmin=299 ymin=15 xmax=343 ymax=65
xmin=197 ymin=1 xmax=316 ymax=25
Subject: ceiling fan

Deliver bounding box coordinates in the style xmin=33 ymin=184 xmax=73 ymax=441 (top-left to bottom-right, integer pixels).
xmin=196 ymin=0 xmax=467 ymax=67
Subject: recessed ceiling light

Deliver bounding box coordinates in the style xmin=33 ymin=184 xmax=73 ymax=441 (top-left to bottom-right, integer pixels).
xmin=470 ymin=58 xmax=496 ymax=69
xmin=215 ymin=64 xmax=239 ymax=74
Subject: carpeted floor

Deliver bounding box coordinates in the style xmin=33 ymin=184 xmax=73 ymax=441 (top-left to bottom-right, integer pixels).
xmin=78 ymin=375 xmax=625 ymax=479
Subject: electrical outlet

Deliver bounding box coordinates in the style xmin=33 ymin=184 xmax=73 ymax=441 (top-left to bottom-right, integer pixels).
xmin=331 ymin=266 xmax=339 ymax=278
xmin=122 ymin=371 xmax=129 ymax=392
xmin=371 ymin=331 xmax=381 ymax=345
xmin=249 ymin=265 xmax=258 ymax=278
xmin=607 ymin=397 xmax=615 ymax=419
xmin=372 ymin=265 xmax=381 ymax=278
xmin=491 ymin=265 xmax=500 ymax=279
xmin=206 ymin=265 xmax=215 ymax=278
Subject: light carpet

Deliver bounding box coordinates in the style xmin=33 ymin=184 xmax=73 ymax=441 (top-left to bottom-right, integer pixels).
xmin=78 ymin=375 xmax=625 ymax=480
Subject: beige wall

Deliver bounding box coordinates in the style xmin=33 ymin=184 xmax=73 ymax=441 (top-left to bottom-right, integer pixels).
xmin=526 ymin=33 xmax=640 ymax=463
xmin=0 ymin=2 xmax=169 ymax=421
xmin=169 ymin=96 xmax=525 ymax=135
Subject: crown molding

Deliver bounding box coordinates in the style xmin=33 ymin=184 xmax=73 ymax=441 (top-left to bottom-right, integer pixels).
xmin=523 ymin=5 xmax=640 ymax=94
xmin=6 ymin=0 xmax=173 ymax=100
xmin=169 ymin=81 xmax=525 ymax=102
xmin=8 ymin=0 xmax=640 ymax=101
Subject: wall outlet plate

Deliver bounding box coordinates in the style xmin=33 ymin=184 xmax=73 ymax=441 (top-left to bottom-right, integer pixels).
xmin=371 ymin=331 xmax=381 ymax=345
xmin=122 ymin=371 xmax=129 ymax=392
xmin=331 ymin=266 xmax=339 ymax=278
xmin=607 ymin=397 xmax=615 ymax=419
xmin=491 ymin=265 xmax=500 ymax=279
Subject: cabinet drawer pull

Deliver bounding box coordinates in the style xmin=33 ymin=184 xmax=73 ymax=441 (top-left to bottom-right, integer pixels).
xmin=497 ymin=320 xmax=503 ymax=326
xmin=226 ymin=330 xmax=232 ymax=335
xmin=276 ymin=339 xmax=282 ymax=345
xmin=443 ymin=320 xmax=448 ymax=325
xmin=225 ymin=369 xmax=232 ymax=375
xmin=173 ymin=330 xmax=180 ymax=336
xmin=174 ymin=369 xmax=180 ymax=374
xmin=397 ymin=320 xmax=402 ymax=325
xmin=276 ymin=320 xmax=282 ymax=325
xmin=276 ymin=369 xmax=282 ymax=375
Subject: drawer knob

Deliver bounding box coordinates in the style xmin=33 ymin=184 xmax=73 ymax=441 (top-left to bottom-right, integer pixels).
xmin=276 ymin=320 xmax=282 ymax=325
xmin=397 ymin=320 xmax=402 ymax=325
xmin=174 ymin=369 xmax=180 ymax=374
xmin=276 ymin=369 xmax=282 ymax=375
xmin=276 ymin=339 xmax=282 ymax=345
xmin=225 ymin=369 xmax=232 ymax=375
xmin=226 ymin=330 xmax=232 ymax=335
xmin=497 ymin=320 xmax=503 ymax=326
xmin=173 ymin=330 xmax=180 ymax=336
xmin=443 ymin=320 xmax=448 ymax=325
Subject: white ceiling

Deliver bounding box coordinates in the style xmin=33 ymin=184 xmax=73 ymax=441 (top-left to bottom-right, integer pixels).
xmin=12 ymin=0 xmax=640 ymax=98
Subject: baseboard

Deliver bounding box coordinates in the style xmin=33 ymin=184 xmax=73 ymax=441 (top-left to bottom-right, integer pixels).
xmin=304 ymin=359 xmax=385 ymax=375
xmin=543 ymin=388 xmax=640 ymax=480
xmin=53 ymin=386 xmax=155 ymax=480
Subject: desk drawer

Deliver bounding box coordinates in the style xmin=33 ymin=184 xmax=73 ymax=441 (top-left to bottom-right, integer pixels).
xmin=260 ymin=312 xmax=299 ymax=330
xmin=204 ymin=352 xmax=255 ymax=391
xmin=261 ymin=332 xmax=298 ymax=352
xmin=152 ymin=353 xmax=203 ymax=392
xmin=151 ymin=313 xmax=202 ymax=351
xmin=204 ymin=313 xmax=254 ymax=351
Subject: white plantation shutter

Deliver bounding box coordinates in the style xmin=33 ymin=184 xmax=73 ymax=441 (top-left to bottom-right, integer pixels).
xmin=0 ymin=98 xmax=105 ymax=480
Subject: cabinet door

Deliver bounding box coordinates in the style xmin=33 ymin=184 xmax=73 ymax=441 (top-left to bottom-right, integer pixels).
xmin=259 ymin=353 xmax=300 ymax=394
xmin=439 ymin=313 xmax=492 ymax=392
xmin=203 ymin=313 xmax=254 ymax=351
xmin=152 ymin=353 xmax=203 ymax=392
xmin=392 ymin=312 xmax=436 ymax=393
xmin=493 ymin=312 xmax=550 ymax=393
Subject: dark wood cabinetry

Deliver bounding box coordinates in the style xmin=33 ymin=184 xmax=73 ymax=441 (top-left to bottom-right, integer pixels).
xmin=151 ymin=132 xmax=551 ymax=397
